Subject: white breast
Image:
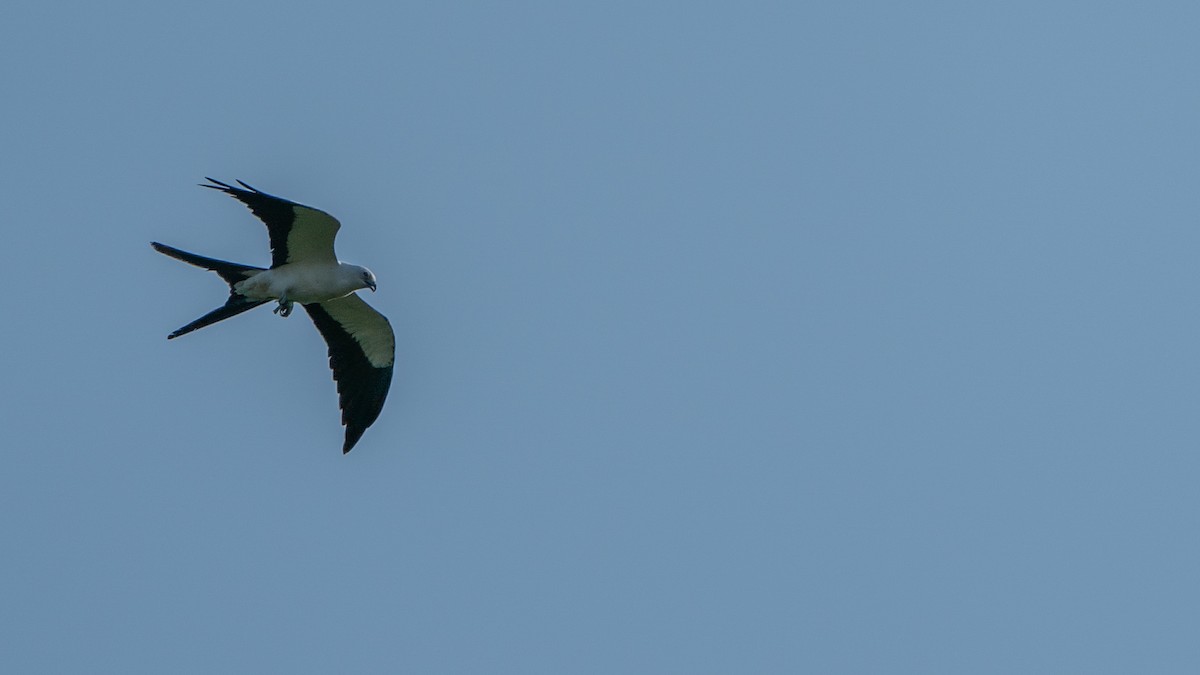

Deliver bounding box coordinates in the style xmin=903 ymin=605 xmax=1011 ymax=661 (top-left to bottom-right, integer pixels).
xmin=235 ymin=263 xmax=361 ymax=304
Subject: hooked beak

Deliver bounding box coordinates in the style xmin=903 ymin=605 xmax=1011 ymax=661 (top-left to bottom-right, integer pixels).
xmin=368 ymin=281 xmax=377 ymax=292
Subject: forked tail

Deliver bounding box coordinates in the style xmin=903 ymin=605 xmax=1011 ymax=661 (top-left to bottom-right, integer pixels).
xmin=151 ymin=242 xmax=270 ymax=339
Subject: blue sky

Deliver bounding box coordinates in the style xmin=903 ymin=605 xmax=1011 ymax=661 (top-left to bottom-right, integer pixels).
xmin=3 ymin=1 xmax=1200 ymax=672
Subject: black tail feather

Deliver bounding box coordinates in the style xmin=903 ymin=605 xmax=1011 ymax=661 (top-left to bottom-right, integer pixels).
xmin=152 ymin=242 xmax=271 ymax=339
xmin=167 ymin=296 xmax=271 ymax=339
xmin=151 ymin=242 xmax=265 ymax=285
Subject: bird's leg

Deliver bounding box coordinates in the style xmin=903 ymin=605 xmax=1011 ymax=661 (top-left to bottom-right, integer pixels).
xmin=273 ymin=293 xmax=294 ymax=318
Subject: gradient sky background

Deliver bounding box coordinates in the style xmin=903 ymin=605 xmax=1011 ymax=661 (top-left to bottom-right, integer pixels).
xmin=4 ymin=1 xmax=1200 ymax=672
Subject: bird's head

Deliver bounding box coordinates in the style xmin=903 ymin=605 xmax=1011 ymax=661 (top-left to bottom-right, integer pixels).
xmin=359 ymin=267 xmax=378 ymax=292
xmin=339 ymin=263 xmax=379 ymax=293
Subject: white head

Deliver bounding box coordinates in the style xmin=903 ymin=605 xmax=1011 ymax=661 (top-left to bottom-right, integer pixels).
xmin=341 ymin=264 xmax=378 ymax=292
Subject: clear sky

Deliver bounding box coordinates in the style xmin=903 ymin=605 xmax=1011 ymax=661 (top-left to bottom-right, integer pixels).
xmin=3 ymin=1 xmax=1199 ymax=672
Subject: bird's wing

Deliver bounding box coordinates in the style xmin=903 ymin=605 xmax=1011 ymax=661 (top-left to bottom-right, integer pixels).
xmin=203 ymin=178 xmax=341 ymax=268
xmin=302 ymin=294 xmax=395 ymax=453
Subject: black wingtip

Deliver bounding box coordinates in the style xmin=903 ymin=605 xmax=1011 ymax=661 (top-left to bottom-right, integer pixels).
xmin=202 ymin=177 xmax=267 ymax=196
xmin=342 ymin=429 xmax=365 ymax=454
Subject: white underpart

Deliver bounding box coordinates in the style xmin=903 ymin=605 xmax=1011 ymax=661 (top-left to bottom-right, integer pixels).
xmin=236 ymin=262 xmax=371 ymax=304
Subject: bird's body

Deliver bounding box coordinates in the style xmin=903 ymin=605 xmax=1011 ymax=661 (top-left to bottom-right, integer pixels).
xmin=234 ymin=263 xmax=371 ymax=304
xmin=153 ymin=178 xmax=396 ymax=454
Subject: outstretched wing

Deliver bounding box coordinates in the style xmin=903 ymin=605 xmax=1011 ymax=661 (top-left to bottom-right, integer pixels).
xmin=203 ymin=178 xmax=341 ymax=268
xmin=303 ymin=294 xmax=395 ymax=453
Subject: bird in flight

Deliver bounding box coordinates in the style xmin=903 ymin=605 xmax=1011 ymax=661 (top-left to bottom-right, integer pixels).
xmin=152 ymin=178 xmax=395 ymax=454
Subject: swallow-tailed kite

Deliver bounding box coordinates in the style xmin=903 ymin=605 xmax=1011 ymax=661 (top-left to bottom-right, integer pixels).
xmin=152 ymin=178 xmax=395 ymax=454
